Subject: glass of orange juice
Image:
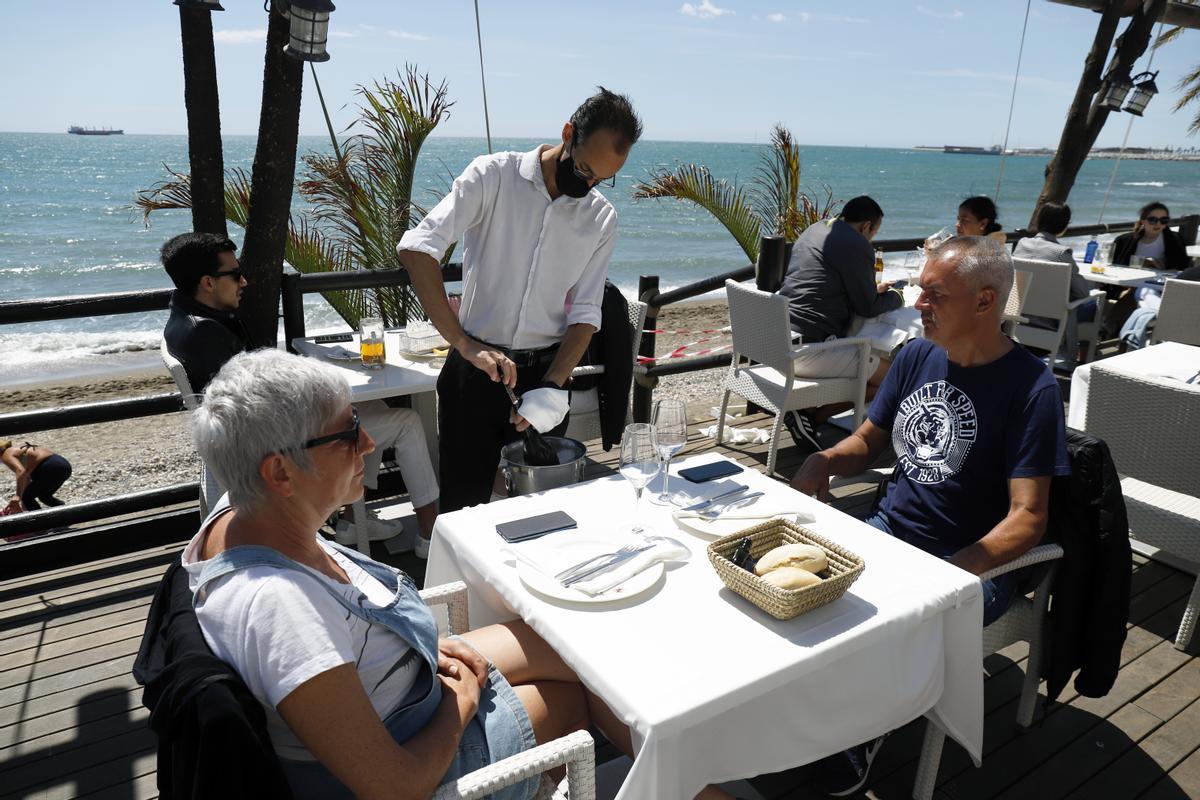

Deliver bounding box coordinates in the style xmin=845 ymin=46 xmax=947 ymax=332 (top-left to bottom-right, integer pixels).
xmin=359 ymin=317 xmax=386 ymax=369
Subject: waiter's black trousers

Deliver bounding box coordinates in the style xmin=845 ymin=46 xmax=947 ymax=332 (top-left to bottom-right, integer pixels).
xmin=437 ymin=349 xmax=570 ymax=513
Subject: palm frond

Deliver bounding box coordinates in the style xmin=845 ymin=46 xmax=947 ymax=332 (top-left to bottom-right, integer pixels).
xmin=1174 ymin=62 xmax=1200 ymax=135
xmin=633 ymin=165 xmax=762 ymax=262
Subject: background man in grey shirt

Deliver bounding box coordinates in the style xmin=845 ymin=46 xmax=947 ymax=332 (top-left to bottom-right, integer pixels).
xmin=778 ymin=196 xmax=903 ymax=450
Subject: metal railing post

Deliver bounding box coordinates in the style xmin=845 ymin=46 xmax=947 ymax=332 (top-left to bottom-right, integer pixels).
xmin=281 ymin=266 xmax=305 ymax=353
xmin=633 ymin=275 xmax=659 ymax=423
xmin=756 ymin=235 xmax=787 ymax=292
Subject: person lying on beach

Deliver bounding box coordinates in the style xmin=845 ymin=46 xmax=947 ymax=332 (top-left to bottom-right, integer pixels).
xmin=178 ymin=349 xmax=736 ymax=800
xmin=776 ymin=196 xmax=903 ymax=453
xmin=0 ymin=439 xmax=73 ymax=512
xmin=160 ymin=232 xmax=440 ymax=556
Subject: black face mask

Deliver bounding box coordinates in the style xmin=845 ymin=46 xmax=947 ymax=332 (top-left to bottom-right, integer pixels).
xmin=555 ymin=149 xmax=593 ymax=198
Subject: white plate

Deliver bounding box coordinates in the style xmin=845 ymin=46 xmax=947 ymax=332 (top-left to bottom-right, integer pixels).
xmin=399 ymin=348 xmax=449 ymax=361
xmin=323 ymin=346 xmax=362 ymax=362
xmin=672 ymin=511 xmax=801 ymax=540
xmin=515 ymin=539 xmax=665 ymax=604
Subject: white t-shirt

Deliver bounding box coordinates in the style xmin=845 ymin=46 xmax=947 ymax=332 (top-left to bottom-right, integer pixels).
xmin=1134 ymin=236 xmax=1166 ymax=263
xmin=181 ymin=519 xmax=421 ymax=761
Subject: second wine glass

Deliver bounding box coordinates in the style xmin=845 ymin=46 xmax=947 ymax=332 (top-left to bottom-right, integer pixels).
xmin=650 ymin=398 xmax=687 ymax=506
xmin=619 ymin=423 xmax=659 ymax=536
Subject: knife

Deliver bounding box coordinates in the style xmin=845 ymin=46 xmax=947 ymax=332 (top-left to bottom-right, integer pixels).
xmin=560 ymin=543 xmax=655 ymax=587
xmin=683 ymin=484 xmax=749 ymax=512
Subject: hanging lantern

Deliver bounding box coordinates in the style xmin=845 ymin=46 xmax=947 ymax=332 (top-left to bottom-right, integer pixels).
xmin=173 ymin=0 xmax=225 ymax=9
xmin=1100 ymin=76 xmax=1132 ymax=112
xmin=283 ymin=0 xmax=336 ymax=62
xmin=1123 ymin=71 xmax=1159 ymax=117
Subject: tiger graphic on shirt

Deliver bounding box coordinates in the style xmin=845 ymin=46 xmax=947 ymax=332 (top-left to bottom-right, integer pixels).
xmin=892 ymin=380 xmax=978 ymax=485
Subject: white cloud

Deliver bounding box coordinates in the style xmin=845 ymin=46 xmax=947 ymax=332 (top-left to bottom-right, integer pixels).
xmin=917 ymin=68 xmax=1070 ymax=92
xmin=680 ymin=0 xmax=733 ymax=19
xmin=916 ymin=5 xmax=964 ymax=20
xmin=387 ymin=30 xmax=431 ymax=41
xmin=329 ymin=31 xmax=357 ymax=39
xmin=767 ymin=12 xmax=786 ymax=23
xmin=212 ymin=29 xmax=267 ymax=45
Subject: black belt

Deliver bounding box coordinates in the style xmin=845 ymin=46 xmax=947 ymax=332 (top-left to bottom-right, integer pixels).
xmin=472 ymin=337 xmax=560 ymax=368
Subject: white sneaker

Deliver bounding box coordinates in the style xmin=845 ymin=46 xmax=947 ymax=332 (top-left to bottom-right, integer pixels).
xmin=414 ymin=535 xmax=431 ymax=560
xmin=334 ymin=512 xmax=414 ymax=549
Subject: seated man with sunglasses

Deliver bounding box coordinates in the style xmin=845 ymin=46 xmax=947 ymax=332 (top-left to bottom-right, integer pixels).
xmin=161 ymin=232 xmax=439 ymax=556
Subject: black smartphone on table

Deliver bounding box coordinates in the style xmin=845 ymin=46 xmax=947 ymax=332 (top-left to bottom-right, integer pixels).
xmin=496 ymin=511 xmax=578 ymax=543
xmin=314 ymin=333 xmax=354 ymax=344
xmin=678 ymin=461 xmax=744 ymax=483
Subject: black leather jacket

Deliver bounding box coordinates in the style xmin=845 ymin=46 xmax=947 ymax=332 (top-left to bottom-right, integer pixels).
xmin=164 ymin=291 xmax=249 ymax=394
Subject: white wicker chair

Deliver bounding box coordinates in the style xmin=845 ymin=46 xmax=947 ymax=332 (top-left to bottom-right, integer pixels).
xmin=422 ymin=581 xmax=597 ymax=800
xmin=1149 ymin=278 xmax=1200 ymax=347
xmin=718 ymin=280 xmax=871 ymax=475
xmin=1084 ymin=363 xmax=1200 ymax=651
xmin=565 ymin=301 xmax=649 ymax=444
xmin=1000 ymin=269 xmax=1032 ymax=339
xmin=1012 ymin=257 xmax=1106 ymax=365
xmin=912 ymin=543 xmax=1064 ymax=800
xmin=160 ymin=338 xmax=222 ymax=517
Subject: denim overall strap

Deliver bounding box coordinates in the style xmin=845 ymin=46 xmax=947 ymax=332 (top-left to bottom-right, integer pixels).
xmin=193 ymin=543 xmax=443 ymax=743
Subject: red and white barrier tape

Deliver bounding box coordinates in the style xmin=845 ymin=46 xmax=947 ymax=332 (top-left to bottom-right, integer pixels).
xmin=641 ymin=325 xmax=732 ymax=336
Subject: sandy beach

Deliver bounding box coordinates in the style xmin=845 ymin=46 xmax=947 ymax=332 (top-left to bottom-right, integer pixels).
xmin=0 ymin=301 xmax=733 ymax=506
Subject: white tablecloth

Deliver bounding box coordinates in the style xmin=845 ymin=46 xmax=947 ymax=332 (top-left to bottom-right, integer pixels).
xmin=426 ymin=455 xmax=984 ymax=799
xmin=1068 ymin=342 xmax=1200 ymax=429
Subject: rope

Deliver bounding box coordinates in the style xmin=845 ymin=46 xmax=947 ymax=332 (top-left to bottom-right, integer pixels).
xmin=642 ymin=326 xmax=732 ymax=336
xmin=994 ymin=0 xmax=1033 ymax=202
xmin=636 ymin=343 xmax=732 ymax=365
xmin=1098 ymin=19 xmax=1167 ymax=224
xmin=473 ymin=0 xmax=493 ymax=155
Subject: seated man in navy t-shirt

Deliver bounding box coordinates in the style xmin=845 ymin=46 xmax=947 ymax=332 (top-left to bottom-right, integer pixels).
xmin=791 ymin=236 xmax=1070 ymax=796
xmin=793 ymin=236 xmax=1070 ymax=627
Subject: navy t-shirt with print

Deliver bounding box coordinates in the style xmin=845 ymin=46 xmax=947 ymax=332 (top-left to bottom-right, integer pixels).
xmin=868 ymin=338 xmax=1071 ymax=558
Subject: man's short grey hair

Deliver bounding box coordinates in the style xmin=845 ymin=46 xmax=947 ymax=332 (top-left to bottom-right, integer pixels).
xmin=933 ymin=236 xmax=1014 ymax=307
xmin=192 ymin=348 xmax=351 ymax=510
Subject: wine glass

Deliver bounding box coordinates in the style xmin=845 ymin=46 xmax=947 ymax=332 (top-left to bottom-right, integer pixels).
xmin=619 ymin=423 xmax=660 ymax=535
xmin=650 ymin=398 xmax=688 ymax=506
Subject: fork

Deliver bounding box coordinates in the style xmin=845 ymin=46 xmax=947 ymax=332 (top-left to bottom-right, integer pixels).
xmin=554 ymin=544 xmax=646 ymax=581
xmin=698 ymin=491 xmax=764 ymax=519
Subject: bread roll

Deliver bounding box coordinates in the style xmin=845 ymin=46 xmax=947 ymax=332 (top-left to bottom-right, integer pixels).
xmin=760 ymin=566 xmax=822 ymax=590
xmin=754 ymin=543 xmax=827 ymax=576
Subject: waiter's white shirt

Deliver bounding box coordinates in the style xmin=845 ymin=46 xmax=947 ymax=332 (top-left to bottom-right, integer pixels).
xmin=397 ymin=145 xmax=615 ymax=350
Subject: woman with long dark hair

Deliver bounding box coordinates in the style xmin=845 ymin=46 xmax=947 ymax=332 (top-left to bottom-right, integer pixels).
xmin=1111 ymin=202 xmax=1190 ymax=271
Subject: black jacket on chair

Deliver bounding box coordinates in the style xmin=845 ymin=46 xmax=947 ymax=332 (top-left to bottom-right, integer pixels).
xmin=1043 ymin=429 xmax=1131 ymax=704
xmin=134 ymin=560 xmax=293 ymax=800
xmin=163 ymin=291 xmax=251 ymax=395
xmin=575 ymin=282 xmax=635 ymax=451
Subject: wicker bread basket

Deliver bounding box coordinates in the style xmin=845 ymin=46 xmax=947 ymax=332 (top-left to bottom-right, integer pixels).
xmin=707 ymin=518 xmax=865 ymax=620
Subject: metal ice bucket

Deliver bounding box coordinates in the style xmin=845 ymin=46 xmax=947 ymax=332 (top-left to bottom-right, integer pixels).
xmin=500 ymin=436 xmax=587 ymax=496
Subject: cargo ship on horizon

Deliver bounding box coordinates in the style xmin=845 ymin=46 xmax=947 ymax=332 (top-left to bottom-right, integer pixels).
xmin=68 ymin=126 xmax=124 ymax=136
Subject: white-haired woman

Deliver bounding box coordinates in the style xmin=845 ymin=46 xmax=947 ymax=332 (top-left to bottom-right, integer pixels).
xmin=181 ymin=349 xmax=733 ymax=800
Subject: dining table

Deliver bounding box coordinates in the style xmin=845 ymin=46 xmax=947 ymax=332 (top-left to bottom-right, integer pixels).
xmin=1067 ymin=341 xmax=1200 ymax=430
xmin=425 ymin=454 xmax=985 ymax=799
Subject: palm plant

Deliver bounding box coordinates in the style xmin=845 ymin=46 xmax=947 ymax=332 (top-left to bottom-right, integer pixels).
xmin=1153 ymin=7 xmax=1199 ymax=135
xmin=632 ymin=124 xmax=837 ymax=263
xmin=137 ymin=65 xmax=454 ymax=327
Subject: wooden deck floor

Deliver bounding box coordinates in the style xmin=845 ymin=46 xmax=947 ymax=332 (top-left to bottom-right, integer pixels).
xmin=2 ymin=413 xmax=1197 ymax=800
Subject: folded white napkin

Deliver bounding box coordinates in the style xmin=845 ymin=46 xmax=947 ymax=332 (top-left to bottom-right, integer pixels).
xmin=568 ymin=539 xmax=688 ymax=596
xmin=674 ymin=506 xmax=813 ymax=522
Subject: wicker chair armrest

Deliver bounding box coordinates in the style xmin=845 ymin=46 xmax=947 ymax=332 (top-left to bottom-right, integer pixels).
xmin=431 ymin=729 xmax=595 ymax=800
xmin=788 ymin=336 xmax=873 ymax=360
xmin=1066 ymin=293 xmax=1101 ymax=310
xmin=419 ymin=581 xmax=470 ymax=636
xmin=979 ymin=543 xmax=1064 ymax=581
xmin=571 ymin=364 xmax=606 ymax=378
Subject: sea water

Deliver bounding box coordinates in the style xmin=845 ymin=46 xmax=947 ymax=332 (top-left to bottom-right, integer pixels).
xmin=2 ymin=132 xmax=1196 ymax=385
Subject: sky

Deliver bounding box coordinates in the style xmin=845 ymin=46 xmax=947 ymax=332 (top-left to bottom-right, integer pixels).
xmin=3 ymin=1 xmax=1198 ymax=149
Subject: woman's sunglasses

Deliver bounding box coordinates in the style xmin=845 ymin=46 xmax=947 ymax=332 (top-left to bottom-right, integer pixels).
xmin=1143 ymin=216 xmax=1169 ymax=225
xmin=300 ymin=409 xmax=361 ymax=453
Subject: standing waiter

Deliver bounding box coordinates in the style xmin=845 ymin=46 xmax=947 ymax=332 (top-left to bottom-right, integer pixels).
xmin=397 ymin=88 xmax=642 ymax=512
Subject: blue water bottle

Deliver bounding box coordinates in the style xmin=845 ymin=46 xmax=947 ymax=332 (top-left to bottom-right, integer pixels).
xmin=1084 ymin=237 xmax=1099 ymax=264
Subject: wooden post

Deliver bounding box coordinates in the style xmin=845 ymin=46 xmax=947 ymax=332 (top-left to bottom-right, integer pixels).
xmin=178 ymin=5 xmax=227 ymax=236
xmin=633 ymin=275 xmax=659 ymax=423
xmin=756 ymin=235 xmax=787 ymax=293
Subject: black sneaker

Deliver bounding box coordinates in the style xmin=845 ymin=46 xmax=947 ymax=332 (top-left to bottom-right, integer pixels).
xmin=811 ymin=733 xmax=889 ymax=797
xmin=783 ymin=409 xmax=822 ymax=452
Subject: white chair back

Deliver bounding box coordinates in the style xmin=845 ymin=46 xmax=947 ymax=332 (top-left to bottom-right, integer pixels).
xmin=1004 ymin=269 xmax=1033 ymax=319
xmin=160 ymin=338 xmax=200 ymax=411
xmin=724 ymin=279 xmax=796 ymax=374
xmin=1012 ymin=257 xmax=1070 ymax=319
xmin=1151 ymin=279 xmax=1200 ymax=347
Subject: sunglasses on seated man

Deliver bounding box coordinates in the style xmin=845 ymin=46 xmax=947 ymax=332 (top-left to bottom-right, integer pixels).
xmin=208 ymin=268 xmax=247 ymax=282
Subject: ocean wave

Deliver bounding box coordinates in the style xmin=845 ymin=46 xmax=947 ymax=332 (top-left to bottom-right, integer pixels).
xmin=0 ymin=330 xmax=162 ymax=367
xmin=1122 ymin=181 xmax=1167 ymax=187
xmin=0 ymin=266 xmax=41 ymax=275
xmin=75 ymin=261 xmax=159 ymax=273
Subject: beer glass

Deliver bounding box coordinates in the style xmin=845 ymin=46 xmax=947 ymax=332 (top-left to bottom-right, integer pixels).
xmin=359 ymin=317 xmax=386 ymax=369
